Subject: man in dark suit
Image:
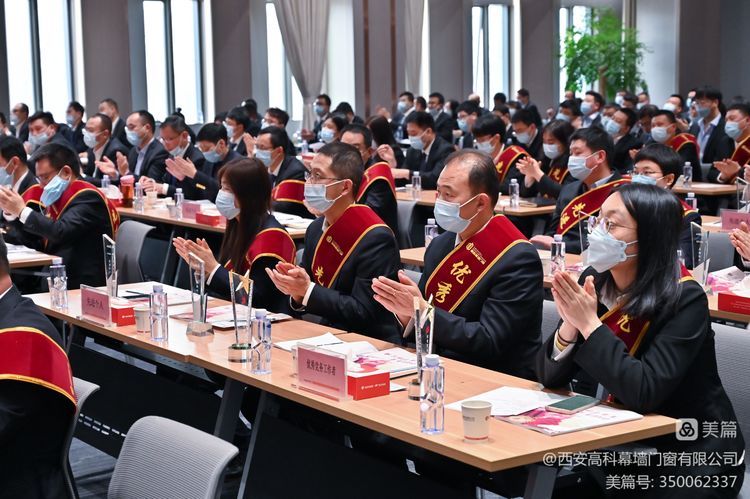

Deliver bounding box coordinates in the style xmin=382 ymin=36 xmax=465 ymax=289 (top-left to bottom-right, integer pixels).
xmin=81 ymin=113 xmax=130 ymax=186
xmin=473 ymin=114 xmax=528 ymax=195
xmin=341 ymin=124 xmax=398 ymax=235
xmin=532 ymin=126 xmax=624 ymax=255
xmin=188 ymin=123 xmax=242 ymax=202
xmin=98 ymin=98 xmax=130 ymax=151
xmin=0 ymin=136 xmax=36 ymax=196
xmin=255 ymin=126 xmax=312 ymax=218
xmin=224 ymin=107 xmax=250 ymax=156
xmin=651 ymin=110 xmax=701 ymax=182
xmin=372 ymin=149 xmax=543 ymax=378
xmin=515 ymin=88 xmax=543 ymax=128
xmin=10 ymin=103 xmax=29 ymax=143
xmin=456 ymin=100 xmax=481 ymax=149
xmin=390 ymin=91 xmax=416 ymax=138
xmin=0 ymin=234 xmax=76 ymax=499
xmin=394 ymin=111 xmax=454 ymax=190
xmin=120 ymin=110 xmax=169 ymax=182
xmin=607 ymin=107 xmax=642 ymax=173
xmin=0 ymin=143 xmax=119 ymax=289
xmin=146 ymin=115 xmax=206 ymax=200
xmin=581 ymin=90 xmax=604 ymax=129
xmin=427 ymin=92 xmax=456 ymax=143
xmin=26 ymin=111 xmax=77 ymax=174
xmin=267 ymin=142 xmax=401 ymax=343
xmin=302 ymin=94 xmax=332 ymax=142
xmin=66 ymin=101 xmax=87 ymax=153
xmin=691 ymin=87 xmax=738 ymax=183
xmin=511 ymin=108 xmax=543 ymax=161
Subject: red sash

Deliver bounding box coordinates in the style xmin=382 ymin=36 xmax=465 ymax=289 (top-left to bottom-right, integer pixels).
xmin=225 ymin=227 xmax=296 ymax=273
xmin=495 ymin=145 xmax=527 ymax=183
xmin=311 ymin=205 xmax=387 ymax=288
xmin=556 ymin=179 xmax=630 ymax=235
xmin=356 ymin=162 xmax=396 ymax=201
xmin=272 ymin=179 xmax=305 ymax=205
xmin=669 ymin=133 xmax=700 ymax=158
xmin=731 ymin=135 xmax=750 ymax=167
xmin=547 ymin=164 xmax=569 ymax=185
xmin=0 ymin=327 xmax=76 ymax=407
xmin=679 ymin=198 xmax=698 ymax=218
xmin=424 ymin=215 xmax=528 ymax=312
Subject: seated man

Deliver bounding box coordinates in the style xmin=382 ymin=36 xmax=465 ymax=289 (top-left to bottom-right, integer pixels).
xmin=267 ymin=142 xmax=401 ymax=343
xmin=0 ymin=143 xmax=120 ymax=289
xmin=340 ymin=123 xmax=398 ymax=234
xmin=606 ymin=107 xmax=641 ymax=173
xmin=81 ymin=113 xmax=130 ymax=186
xmin=531 ymin=126 xmax=626 ymax=254
xmin=510 ymin=108 xmax=543 ymax=161
xmin=472 ymin=113 xmax=528 ymax=195
xmin=394 ymin=111 xmax=454 ymax=189
xmin=224 ymin=107 xmax=251 ymax=156
xmin=650 ymin=109 xmax=701 ymax=182
xmin=185 ymin=123 xmax=242 ymax=202
xmin=26 ymin=111 xmax=76 ymax=173
xmin=372 ymin=150 xmax=543 ymax=378
xmin=97 ymin=110 xmax=168 ymax=182
xmin=255 ymin=126 xmax=312 ymax=218
xmin=0 ymin=235 xmax=76 ymax=499
xmin=0 ymin=136 xmax=36 ymax=195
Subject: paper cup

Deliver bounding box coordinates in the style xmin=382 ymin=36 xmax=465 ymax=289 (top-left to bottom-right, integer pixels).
xmin=134 ymin=306 xmax=150 ymax=333
xmin=461 ymin=400 xmax=492 ymax=443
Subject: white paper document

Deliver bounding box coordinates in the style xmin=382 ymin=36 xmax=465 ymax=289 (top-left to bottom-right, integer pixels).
xmin=446 ymin=386 xmax=567 ymax=416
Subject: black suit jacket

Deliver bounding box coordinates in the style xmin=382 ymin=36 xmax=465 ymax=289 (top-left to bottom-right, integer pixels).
xmin=612 ymin=133 xmax=642 ymax=173
xmin=0 ymin=286 xmax=74 ymax=499
xmin=127 ymin=138 xmax=169 ymax=181
xmin=4 ymin=183 xmax=116 ymax=289
xmin=695 ymin=117 xmax=740 ymax=182
xmin=546 ymin=170 xmax=623 ymax=254
xmin=84 ymin=138 xmax=131 ymax=185
xmin=112 ymin=117 xmax=130 ymax=151
xmin=207 ymin=215 xmax=292 ymax=314
xmin=14 ymin=120 xmax=29 ymax=143
xmin=459 ymin=132 xmax=474 ymax=150
xmin=419 ymin=227 xmax=543 ymax=379
xmin=403 ymin=135 xmax=454 ymax=189
xmin=229 ymin=138 xmax=248 ymax=156
xmin=433 ymin=112 xmax=456 ymax=143
xmin=189 ymin=149 xmax=242 ymax=202
xmin=70 ymin=122 xmax=86 ymax=153
xmin=161 ymin=143 xmax=206 ymax=199
xmin=536 ymin=268 xmax=745 ymax=478
xmin=272 ymin=155 xmax=313 ymax=218
xmin=519 ymin=130 xmax=544 ymax=161
xmin=298 ymin=210 xmax=401 ymax=343
xmin=15 ymin=171 xmax=37 ymax=196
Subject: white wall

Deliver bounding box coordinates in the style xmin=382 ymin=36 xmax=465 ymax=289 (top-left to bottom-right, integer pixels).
xmin=636 ymin=0 xmax=679 ymax=104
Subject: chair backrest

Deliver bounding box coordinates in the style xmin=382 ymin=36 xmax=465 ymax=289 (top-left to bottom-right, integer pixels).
xmin=541 ymin=300 xmax=561 ymax=343
xmin=397 ymin=200 xmax=417 ymax=249
xmin=713 ymin=323 xmax=750 ymax=455
xmin=64 ymin=377 xmax=101 ymax=499
xmin=706 ymin=232 xmax=736 ymax=273
xmin=108 ymin=415 xmax=238 ymax=499
xmin=115 ymin=220 xmax=155 ymax=284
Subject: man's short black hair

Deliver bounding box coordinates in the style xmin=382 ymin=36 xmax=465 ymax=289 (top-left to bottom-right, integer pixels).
xmin=0 ymin=136 xmax=27 ymax=163
xmin=428 ymin=92 xmax=445 ymax=105
xmin=334 ymin=102 xmax=354 ymax=115
xmin=623 ymin=93 xmax=638 ymax=105
xmin=133 ymin=110 xmax=155 ymax=132
xmin=694 ymin=86 xmax=722 ymax=103
xmin=585 ymin=90 xmax=604 ymax=108
xmin=266 ymin=107 xmax=290 ymax=126
xmin=241 ymin=98 xmax=258 ymax=115
xmin=617 ymin=107 xmax=638 ymax=128
xmin=559 ymin=99 xmax=581 ymax=115
xmin=669 ymin=94 xmax=685 ymax=109
xmin=29 ymin=111 xmax=55 ymax=126
xmin=472 ymin=114 xmax=506 ymax=142
xmin=456 ymin=100 xmax=480 ymax=116
xmin=517 ymin=88 xmax=530 ymax=98
xmin=510 ymin=108 xmax=535 ymax=126
xmin=15 ymin=103 xmax=30 ymax=115
xmin=100 ymin=98 xmax=119 ymax=112
xmin=341 ymin=123 xmax=372 ymax=148
xmin=92 ymin=113 xmax=113 ymax=133
xmin=444 ymin=149 xmax=500 ymax=206
xmin=68 ymin=101 xmax=84 ymax=114
xmin=653 ymin=110 xmax=677 ymax=124
xmin=227 ymin=107 xmax=250 ymax=130
xmin=728 ymin=103 xmax=750 ymax=117
xmin=399 ymin=91 xmax=415 ymax=102
xmin=160 ymin=114 xmax=189 ymax=134
xmin=317 ymin=94 xmax=331 ymax=107
xmin=34 ymin=143 xmax=80 ymax=176
xmin=569 ymin=126 xmax=614 ymax=166
xmin=633 ymin=143 xmax=682 ymax=187
xmin=493 ymin=92 xmax=507 ymax=104
xmin=317 ymin=142 xmax=364 ymax=194
xmin=196 ymin=123 xmax=228 ymax=144
xmin=638 ymin=104 xmax=659 ymax=120
xmin=258 ymin=125 xmax=290 ymax=151
xmin=404 ymin=111 xmax=435 ymax=131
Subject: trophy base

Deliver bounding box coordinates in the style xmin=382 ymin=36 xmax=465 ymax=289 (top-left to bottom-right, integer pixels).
xmin=186 ymin=321 xmax=213 ymax=336
xmin=228 ymin=343 xmax=252 ymax=363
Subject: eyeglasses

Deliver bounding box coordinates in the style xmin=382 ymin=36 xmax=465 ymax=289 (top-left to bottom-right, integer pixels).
xmin=588 ymin=215 xmax=636 ymax=234
xmin=304 ymin=171 xmax=342 ymax=184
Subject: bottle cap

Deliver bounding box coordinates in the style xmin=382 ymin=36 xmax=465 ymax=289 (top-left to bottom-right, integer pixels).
xmin=510 ymin=178 xmax=518 ymax=184
xmin=413 ymin=171 xmax=420 ymax=177
xmin=153 ymin=284 xmax=163 ymax=293
xmin=176 ymin=187 xmax=183 ymax=193
xmin=688 ymin=192 xmax=695 ymax=197
xmin=553 ymin=234 xmax=563 ymax=242
xmin=425 ymin=354 xmax=439 ymax=367
xmin=427 ymin=218 xmax=435 ymax=225
xmin=254 ymin=308 xmax=268 ymax=319
xmin=51 ymin=257 xmax=63 ymax=265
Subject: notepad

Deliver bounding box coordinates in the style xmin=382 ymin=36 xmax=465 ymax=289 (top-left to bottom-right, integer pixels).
xmin=275 ymin=332 xmax=344 ymax=352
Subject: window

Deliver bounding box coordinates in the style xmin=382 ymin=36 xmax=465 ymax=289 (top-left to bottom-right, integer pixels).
xmin=142 ymin=0 xmax=204 ymax=123
xmin=4 ymin=0 xmax=74 ymax=119
xmin=266 ymin=2 xmax=303 ymax=122
xmin=559 ymin=5 xmax=593 ymax=100
xmin=471 ymin=3 xmax=510 ymax=109
xmin=324 ymin=0 xmax=355 ymax=113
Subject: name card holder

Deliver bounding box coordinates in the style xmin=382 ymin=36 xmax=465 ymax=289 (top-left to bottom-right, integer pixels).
xmin=720 ymin=209 xmax=750 ymax=231
xmin=296 ymin=344 xmax=350 ymax=401
xmin=80 ymin=284 xmax=113 ymax=327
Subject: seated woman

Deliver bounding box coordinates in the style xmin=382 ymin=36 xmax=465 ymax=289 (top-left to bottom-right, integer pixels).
xmin=516 ymin=119 xmax=576 ymax=200
xmin=319 ymin=115 xmax=347 ymax=144
xmin=537 ymin=184 xmax=744 ymax=498
xmin=632 ymin=143 xmax=702 ymax=268
xmin=173 ymin=157 xmax=296 ymax=313
xmin=366 ymin=115 xmax=405 ymax=168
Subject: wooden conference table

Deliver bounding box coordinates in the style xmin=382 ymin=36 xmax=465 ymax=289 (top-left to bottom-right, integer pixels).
xmin=8 ymin=249 xmax=58 ymax=269
xmin=30 ymin=283 xmax=675 ymax=498
xmin=672 ymin=181 xmax=737 ymax=196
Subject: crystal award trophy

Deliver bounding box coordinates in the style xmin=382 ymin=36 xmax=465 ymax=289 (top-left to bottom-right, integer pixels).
xmin=186 ymin=252 xmax=213 ymax=336
xmin=102 ymin=234 xmax=118 ymax=297
xmin=227 ymin=270 xmax=254 ymax=363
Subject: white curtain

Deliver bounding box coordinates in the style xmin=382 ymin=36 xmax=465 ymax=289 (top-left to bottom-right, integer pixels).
xmin=404 ymin=0 xmax=425 ymax=93
xmin=273 ymin=0 xmax=330 ymax=129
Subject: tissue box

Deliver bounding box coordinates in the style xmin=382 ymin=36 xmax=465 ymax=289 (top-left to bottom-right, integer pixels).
xmin=110 ymin=299 xmax=135 ymax=326
xmin=196 ymin=212 xmax=226 ymax=227
xmin=347 ymin=371 xmax=390 ymax=400
xmin=717 ymin=291 xmax=750 ymax=315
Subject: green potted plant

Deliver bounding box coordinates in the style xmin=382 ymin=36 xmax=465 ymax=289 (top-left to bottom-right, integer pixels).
xmin=561 ymin=8 xmax=648 ymax=100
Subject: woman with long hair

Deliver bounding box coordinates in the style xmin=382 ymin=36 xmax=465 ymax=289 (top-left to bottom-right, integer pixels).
xmin=173 ymin=158 xmax=296 ymax=312
xmin=516 ymin=119 xmax=575 ymax=199
xmin=366 ymin=115 xmax=405 ymax=168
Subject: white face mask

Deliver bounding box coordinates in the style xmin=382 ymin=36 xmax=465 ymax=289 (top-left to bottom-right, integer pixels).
xmin=434 ymin=195 xmax=479 ymax=233
xmin=583 ymin=224 xmax=638 ymax=273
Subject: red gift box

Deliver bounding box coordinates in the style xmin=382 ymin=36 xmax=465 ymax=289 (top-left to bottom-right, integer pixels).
xmin=717 ymin=291 xmax=750 ymax=316
xmin=110 ymin=301 xmax=135 ymax=326
xmin=347 ymin=371 xmax=390 ymax=400
xmin=195 ymin=212 xmax=226 ymax=227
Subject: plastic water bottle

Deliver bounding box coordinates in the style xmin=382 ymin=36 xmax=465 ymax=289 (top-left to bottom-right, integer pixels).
xmin=301 ymin=140 xmax=309 ymax=154
xmin=686 ymin=192 xmax=697 ymax=210
xmin=424 ymin=218 xmax=438 ymax=248
xmin=251 ymin=309 xmax=272 ymax=375
xmin=395 ymin=126 xmax=403 ymax=142
xmin=174 ymin=188 xmax=184 ymax=220
xmin=420 ymin=354 xmax=444 ymax=435
xmin=411 ymin=172 xmax=422 ymax=200
xmin=683 ymin=162 xmax=693 ymax=188
xmin=509 ymin=178 xmax=520 ymax=208
xmin=677 ymin=249 xmax=686 ymax=268
xmin=149 ymin=284 xmax=168 ymax=342
xmin=101 ymin=175 xmax=110 ymax=190
xmin=550 ymin=234 xmax=566 ymax=275
xmin=47 ymin=258 xmax=68 ymax=310
xmin=134 ymin=183 xmax=145 ymax=213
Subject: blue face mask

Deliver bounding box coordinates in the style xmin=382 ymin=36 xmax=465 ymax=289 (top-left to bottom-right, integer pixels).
xmin=82 ymin=129 xmax=99 ymax=149
xmin=224 ymin=123 xmax=235 ymax=139
xmin=604 ymin=118 xmax=621 ymax=137
xmin=580 ymin=101 xmax=593 ymax=115
xmin=434 ymin=196 xmax=479 ymax=233
xmin=429 ymin=107 xmax=440 ymax=118
xmin=215 ymin=190 xmax=240 ymax=220
xmin=650 ymin=126 xmax=670 ymax=143
xmin=397 ymin=101 xmax=409 ymax=114
xmin=475 ymin=140 xmax=493 ymax=154
xmin=409 ymin=132 xmax=425 ymax=151
xmin=304 ymin=180 xmax=344 ymax=213
xmin=631 ymin=174 xmax=660 ymax=186
xmin=126 ymin=130 xmax=142 ymax=147
xmin=543 ymin=143 xmax=561 ymax=160
xmin=314 ymin=105 xmax=326 ymax=117
xmin=696 ymin=105 xmax=711 ymax=119
xmin=255 ymin=149 xmax=273 ymax=167
xmin=725 ymin=121 xmax=745 ymax=140
xmin=29 ymin=132 xmax=49 ymax=147
xmin=584 ymin=224 xmax=638 ymax=273
xmin=515 ymin=131 xmax=532 ymax=145
xmin=41 ymin=173 xmax=70 ymax=206
xmin=319 ymin=128 xmax=336 ymax=143
xmin=457 ymin=119 xmax=469 ymax=133
xmin=555 ymin=112 xmax=570 ymax=123
xmin=0 ymin=161 xmax=13 ymax=186
xmin=568 ymin=154 xmax=593 ymax=181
